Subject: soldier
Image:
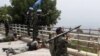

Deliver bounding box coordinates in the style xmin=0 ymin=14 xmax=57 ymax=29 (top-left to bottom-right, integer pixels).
xmin=27 ymin=38 xmax=39 ymax=51
xmin=49 ymin=27 xmax=69 ymax=56
xmin=55 ymin=27 xmax=69 ymax=56
xmin=4 ymin=19 xmax=10 ymax=36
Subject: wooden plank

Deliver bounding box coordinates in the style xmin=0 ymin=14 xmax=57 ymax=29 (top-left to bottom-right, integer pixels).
xmin=71 ymin=39 xmax=99 ymax=44
xmin=68 ymin=48 xmax=97 ymax=56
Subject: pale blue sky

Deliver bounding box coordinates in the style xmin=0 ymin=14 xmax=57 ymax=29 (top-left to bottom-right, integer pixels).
xmin=0 ymin=0 xmax=100 ymax=28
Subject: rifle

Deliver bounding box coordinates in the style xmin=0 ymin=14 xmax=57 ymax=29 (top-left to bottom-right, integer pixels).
xmin=47 ymin=25 xmax=81 ymax=42
xmin=2 ymin=48 xmax=16 ymax=56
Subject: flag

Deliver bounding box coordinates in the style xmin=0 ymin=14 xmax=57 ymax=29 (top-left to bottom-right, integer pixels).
xmin=27 ymin=0 xmax=42 ymax=14
xmin=29 ymin=0 xmax=42 ymax=10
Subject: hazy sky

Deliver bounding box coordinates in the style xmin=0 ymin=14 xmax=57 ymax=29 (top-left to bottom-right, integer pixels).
xmin=0 ymin=0 xmax=10 ymax=6
xmin=0 ymin=0 xmax=100 ymax=28
xmin=56 ymin=0 xmax=100 ymax=28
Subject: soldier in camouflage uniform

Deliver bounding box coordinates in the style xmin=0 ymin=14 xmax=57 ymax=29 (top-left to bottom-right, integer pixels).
xmin=4 ymin=19 xmax=10 ymax=36
xmin=49 ymin=27 xmax=69 ymax=56
xmin=55 ymin=27 xmax=68 ymax=56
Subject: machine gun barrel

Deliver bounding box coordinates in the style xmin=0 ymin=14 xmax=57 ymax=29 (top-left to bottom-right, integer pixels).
xmin=47 ymin=25 xmax=81 ymax=42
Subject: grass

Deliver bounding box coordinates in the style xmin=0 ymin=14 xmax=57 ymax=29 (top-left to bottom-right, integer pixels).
xmin=69 ymin=40 xmax=98 ymax=53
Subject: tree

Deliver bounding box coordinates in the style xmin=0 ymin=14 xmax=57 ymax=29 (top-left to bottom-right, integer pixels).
xmin=7 ymin=0 xmax=61 ymax=37
xmin=8 ymin=0 xmax=35 ymax=24
xmin=7 ymin=0 xmax=61 ymax=39
xmin=41 ymin=0 xmax=61 ymax=26
xmin=0 ymin=5 xmax=12 ymax=36
xmin=9 ymin=0 xmax=61 ymax=25
xmin=0 ymin=5 xmax=12 ymax=22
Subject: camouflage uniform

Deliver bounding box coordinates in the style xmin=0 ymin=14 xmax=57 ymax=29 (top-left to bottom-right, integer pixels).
xmin=54 ymin=37 xmax=68 ymax=56
xmin=49 ymin=39 xmax=55 ymax=56
xmin=4 ymin=19 xmax=10 ymax=36
xmin=49 ymin=27 xmax=69 ymax=56
xmin=49 ymin=37 xmax=68 ymax=56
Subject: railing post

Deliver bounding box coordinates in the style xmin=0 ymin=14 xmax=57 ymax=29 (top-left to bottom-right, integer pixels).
xmin=98 ymin=29 xmax=100 ymax=56
xmin=98 ymin=47 xmax=100 ymax=56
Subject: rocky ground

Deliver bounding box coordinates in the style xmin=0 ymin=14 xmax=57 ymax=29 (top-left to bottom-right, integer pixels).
xmin=0 ymin=40 xmax=51 ymax=56
xmin=0 ymin=40 xmax=26 ymax=56
xmin=13 ymin=48 xmax=51 ymax=56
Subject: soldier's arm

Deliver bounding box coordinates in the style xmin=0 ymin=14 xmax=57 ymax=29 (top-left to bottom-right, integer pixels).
xmin=61 ymin=39 xmax=70 ymax=47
